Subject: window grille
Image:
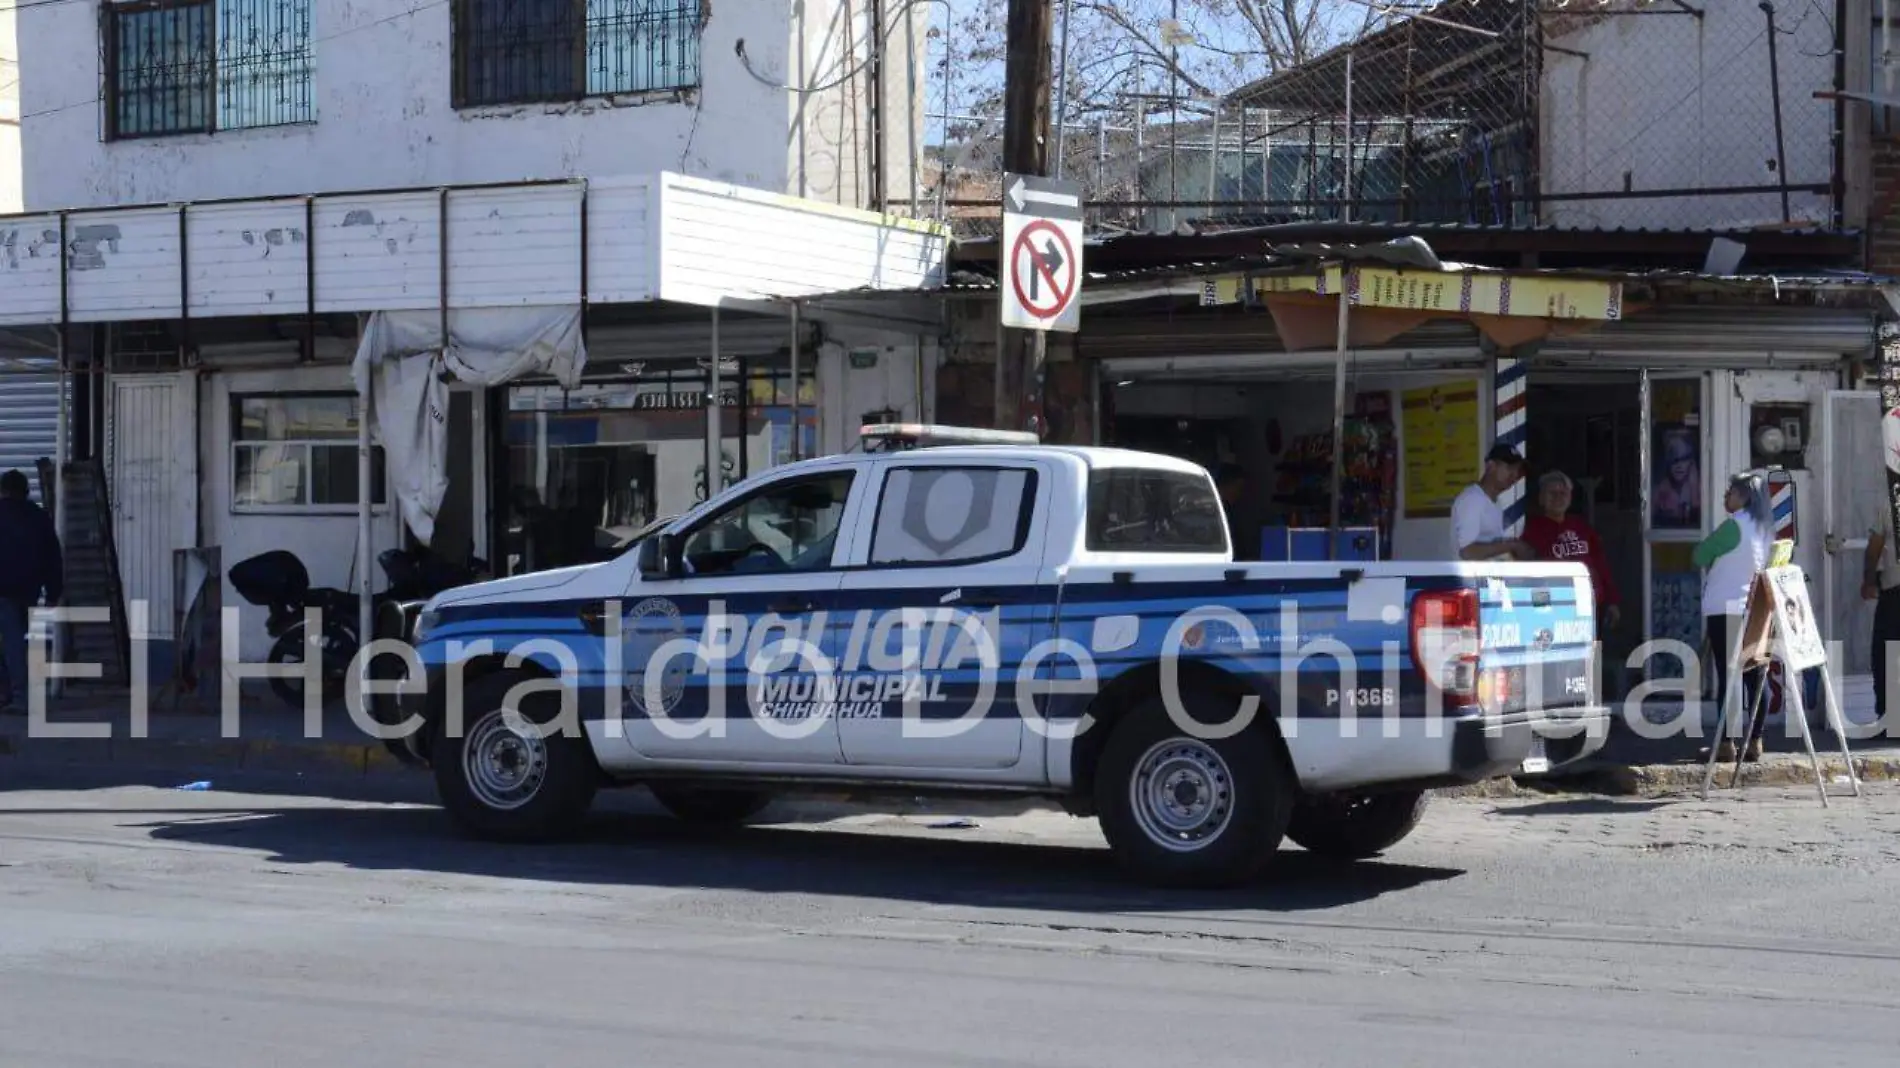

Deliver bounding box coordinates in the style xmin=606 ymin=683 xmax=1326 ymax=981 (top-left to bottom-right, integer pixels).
xmin=104 ymin=0 xmax=314 ymax=140
xmin=453 ymin=0 xmax=701 ymax=108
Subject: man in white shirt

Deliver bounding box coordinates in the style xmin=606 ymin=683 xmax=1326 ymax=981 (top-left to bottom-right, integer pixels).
xmin=1862 ymin=500 xmax=1900 ymax=724
xmin=1450 ymin=443 xmax=1535 ymax=561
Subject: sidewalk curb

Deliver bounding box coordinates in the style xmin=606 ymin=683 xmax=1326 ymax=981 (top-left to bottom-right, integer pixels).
xmin=1532 ymin=752 xmax=1900 ymax=797
xmin=0 ymin=731 xmax=412 ymax=779
xmin=4 ymin=729 xmax=1897 ymax=804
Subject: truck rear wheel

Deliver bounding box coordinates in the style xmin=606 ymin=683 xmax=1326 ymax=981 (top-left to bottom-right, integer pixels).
xmin=1093 ymin=694 xmax=1292 ymax=888
xmin=431 ymin=672 xmax=599 ymax=842
xmin=649 ymin=784 xmax=774 ymax=825
xmin=1285 ymin=790 xmax=1429 ymax=860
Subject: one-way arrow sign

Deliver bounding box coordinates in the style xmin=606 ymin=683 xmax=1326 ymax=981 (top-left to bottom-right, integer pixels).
xmin=1006 ymin=174 xmax=1082 ymax=216
xmin=1000 ymin=171 xmax=1084 ymax=332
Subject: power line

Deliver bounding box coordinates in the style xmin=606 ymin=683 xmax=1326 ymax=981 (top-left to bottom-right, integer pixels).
xmin=0 ymin=0 xmax=151 ymax=14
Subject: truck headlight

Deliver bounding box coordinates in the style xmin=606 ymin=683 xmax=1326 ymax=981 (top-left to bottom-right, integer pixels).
xmin=413 ymin=608 xmax=441 ymax=643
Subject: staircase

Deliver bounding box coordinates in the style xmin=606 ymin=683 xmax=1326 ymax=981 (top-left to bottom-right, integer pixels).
xmin=39 ymin=457 xmax=130 ymax=687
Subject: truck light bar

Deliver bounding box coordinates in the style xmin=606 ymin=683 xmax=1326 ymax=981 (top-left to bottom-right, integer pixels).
xmin=858 ymin=423 xmax=1041 ymax=451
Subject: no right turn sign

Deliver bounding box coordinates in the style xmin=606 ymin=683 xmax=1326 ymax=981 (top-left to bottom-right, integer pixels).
xmin=1000 ymin=173 xmax=1083 ymax=333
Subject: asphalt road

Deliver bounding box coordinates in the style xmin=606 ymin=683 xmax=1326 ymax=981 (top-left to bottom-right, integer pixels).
xmin=2 ymin=768 xmax=1899 ymax=1067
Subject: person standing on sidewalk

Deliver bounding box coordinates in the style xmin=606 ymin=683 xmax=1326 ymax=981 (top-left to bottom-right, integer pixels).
xmin=1523 ymin=470 xmax=1623 ymax=629
xmin=1861 ymin=502 xmax=1900 ymax=730
xmin=1450 ymin=443 xmax=1535 ymax=561
xmin=1523 ymin=470 xmax=1624 ymax=699
xmin=0 ymin=469 xmax=64 ymax=714
xmin=1693 ymin=471 xmax=1773 ymax=763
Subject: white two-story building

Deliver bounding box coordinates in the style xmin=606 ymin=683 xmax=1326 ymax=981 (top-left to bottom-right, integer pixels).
xmin=3 ymin=0 xmax=950 ymax=672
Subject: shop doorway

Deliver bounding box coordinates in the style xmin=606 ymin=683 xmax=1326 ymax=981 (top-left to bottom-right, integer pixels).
xmin=1524 ymin=372 xmax=1648 ymax=683
xmin=1527 ymin=369 xmax=1718 ymax=696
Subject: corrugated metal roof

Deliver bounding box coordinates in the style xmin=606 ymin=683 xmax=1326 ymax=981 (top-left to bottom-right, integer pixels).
xmin=1191 ymin=220 xmax=1861 ymax=240
xmin=954 ymin=220 xmax=1863 ymax=249
xmin=938 ymin=258 xmax=1897 ymax=294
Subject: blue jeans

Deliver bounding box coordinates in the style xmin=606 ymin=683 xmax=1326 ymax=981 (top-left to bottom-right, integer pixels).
xmin=0 ymin=597 xmax=29 ymax=706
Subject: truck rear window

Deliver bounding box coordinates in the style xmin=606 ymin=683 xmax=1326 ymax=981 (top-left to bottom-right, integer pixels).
xmin=1086 ymin=468 xmax=1228 ymax=553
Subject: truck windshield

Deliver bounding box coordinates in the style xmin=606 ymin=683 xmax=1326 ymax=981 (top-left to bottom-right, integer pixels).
xmin=1086 ymin=468 xmax=1227 ymax=553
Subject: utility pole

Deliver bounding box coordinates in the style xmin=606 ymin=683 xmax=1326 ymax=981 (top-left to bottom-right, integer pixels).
xmin=997 ymin=0 xmax=1054 ymax=432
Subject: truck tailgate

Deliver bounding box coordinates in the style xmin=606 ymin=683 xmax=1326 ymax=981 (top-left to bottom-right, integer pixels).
xmin=1475 ymin=570 xmax=1597 ymax=714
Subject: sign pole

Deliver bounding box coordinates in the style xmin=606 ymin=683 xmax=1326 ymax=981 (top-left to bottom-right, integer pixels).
xmin=1328 ymin=262 xmax=1351 ymax=555
xmin=999 ymin=171 xmax=1085 ymax=434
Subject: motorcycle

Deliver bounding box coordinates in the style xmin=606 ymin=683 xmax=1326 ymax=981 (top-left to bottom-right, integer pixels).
xmin=227 ymin=546 xmax=487 ymax=711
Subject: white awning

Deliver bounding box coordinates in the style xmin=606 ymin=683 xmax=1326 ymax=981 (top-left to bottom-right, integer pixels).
xmin=0 ymin=172 xmax=949 ymax=327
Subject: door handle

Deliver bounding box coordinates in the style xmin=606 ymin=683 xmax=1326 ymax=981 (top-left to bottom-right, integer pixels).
xmin=957 ymin=589 xmax=1013 ymax=608
xmin=769 ymin=596 xmax=817 ymax=614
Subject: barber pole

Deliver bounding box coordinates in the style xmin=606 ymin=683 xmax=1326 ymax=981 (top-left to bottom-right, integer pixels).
xmin=1769 ymin=476 xmax=1796 ymax=542
xmin=1494 ymin=356 xmax=1528 ymax=535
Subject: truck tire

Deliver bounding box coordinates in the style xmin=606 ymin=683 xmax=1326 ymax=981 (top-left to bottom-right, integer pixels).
xmin=1285 ymin=790 xmax=1429 ymax=860
xmin=1093 ymin=693 xmax=1293 ymax=888
xmin=431 ymin=671 xmax=600 ymax=842
xmin=649 ymin=784 xmax=774 ymax=826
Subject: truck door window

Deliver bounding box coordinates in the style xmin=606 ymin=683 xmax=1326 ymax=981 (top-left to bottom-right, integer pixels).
xmin=869 ymin=466 xmax=1038 ymax=566
xmin=680 ymin=472 xmax=856 ymax=576
xmin=1086 ymin=468 xmax=1227 ymax=552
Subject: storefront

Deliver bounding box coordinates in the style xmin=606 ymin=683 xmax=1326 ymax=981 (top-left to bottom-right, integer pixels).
xmin=0 ymin=171 xmax=951 ymax=670
xmin=1079 ymin=263 xmax=1890 ymax=702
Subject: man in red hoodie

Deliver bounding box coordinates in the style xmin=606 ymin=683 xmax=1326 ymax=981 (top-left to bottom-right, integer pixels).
xmin=1523 ymin=470 xmax=1622 ymax=634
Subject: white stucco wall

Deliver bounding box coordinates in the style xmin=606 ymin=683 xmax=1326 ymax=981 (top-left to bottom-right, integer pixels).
xmin=202 ymin=363 xmax=404 ymax=664
xmin=816 ymin=324 xmax=935 ymax=455
xmin=1 ymin=9 xmax=19 ymax=214
xmin=1540 ymin=5 xmax=1836 ymax=229
xmin=17 ymin=0 xmax=916 ymax=212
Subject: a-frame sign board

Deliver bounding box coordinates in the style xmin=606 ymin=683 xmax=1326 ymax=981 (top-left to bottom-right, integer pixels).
xmin=1700 ymin=564 xmax=1862 ymax=806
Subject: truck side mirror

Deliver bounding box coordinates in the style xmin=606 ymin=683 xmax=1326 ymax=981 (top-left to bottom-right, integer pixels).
xmin=638 ymin=533 xmax=685 ymax=578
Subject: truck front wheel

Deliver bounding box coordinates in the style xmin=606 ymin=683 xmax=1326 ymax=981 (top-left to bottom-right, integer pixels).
xmin=431 ymin=672 xmax=600 ymax=842
xmin=1285 ymin=790 xmax=1429 ymax=860
xmin=1093 ymin=694 xmax=1293 ymax=888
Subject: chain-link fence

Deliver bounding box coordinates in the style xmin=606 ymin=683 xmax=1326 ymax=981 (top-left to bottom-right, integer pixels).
xmin=916 ymin=0 xmax=1844 ymax=238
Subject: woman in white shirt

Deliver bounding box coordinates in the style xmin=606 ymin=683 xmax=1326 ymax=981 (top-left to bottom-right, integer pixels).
xmin=1693 ymin=471 xmax=1774 ymax=762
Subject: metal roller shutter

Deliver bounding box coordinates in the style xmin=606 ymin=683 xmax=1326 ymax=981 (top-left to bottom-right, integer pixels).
xmin=1534 ymin=307 xmax=1875 ymax=368
xmin=0 ymin=368 xmax=65 ymax=503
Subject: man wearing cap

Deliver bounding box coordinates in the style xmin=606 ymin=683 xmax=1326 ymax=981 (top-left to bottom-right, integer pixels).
xmin=1450 ymin=443 xmax=1535 ymax=562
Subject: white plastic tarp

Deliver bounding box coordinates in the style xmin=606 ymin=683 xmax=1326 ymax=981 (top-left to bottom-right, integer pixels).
xmin=351 ymin=306 xmax=586 ymax=544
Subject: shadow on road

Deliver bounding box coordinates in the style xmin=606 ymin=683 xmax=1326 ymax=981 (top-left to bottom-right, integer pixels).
xmin=1490 ymin=798 xmax=1677 ymax=818
xmin=109 ymin=795 xmax=1465 ymax=914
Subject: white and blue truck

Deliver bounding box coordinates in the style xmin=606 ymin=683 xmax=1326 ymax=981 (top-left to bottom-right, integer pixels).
xmin=391 ymin=425 xmax=1609 ymax=887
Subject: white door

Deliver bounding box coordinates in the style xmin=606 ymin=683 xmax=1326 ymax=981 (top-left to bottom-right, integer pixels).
xmin=616 ymin=467 xmax=861 ymax=765
xmin=1821 ymin=390 xmax=1882 ymax=684
xmin=1638 ymin=372 xmax=1710 ymax=675
xmin=108 ymin=373 xmax=198 ymax=641
xmin=833 ymin=458 xmax=1057 ymax=772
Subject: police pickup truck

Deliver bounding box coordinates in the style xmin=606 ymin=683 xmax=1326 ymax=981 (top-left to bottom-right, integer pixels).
xmin=396 ymin=424 xmax=1608 ymax=887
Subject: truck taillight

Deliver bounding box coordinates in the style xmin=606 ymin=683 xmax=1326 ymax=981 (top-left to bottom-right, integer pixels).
xmin=1411 ymin=588 xmax=1480 ymax=701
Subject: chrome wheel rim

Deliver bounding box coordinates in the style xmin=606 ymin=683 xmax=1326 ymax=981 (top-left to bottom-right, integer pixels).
xmin=462 ymin=709 xmax=548 ymax=811
xmin=1129 ymin=737 xmax=1234 ymax=852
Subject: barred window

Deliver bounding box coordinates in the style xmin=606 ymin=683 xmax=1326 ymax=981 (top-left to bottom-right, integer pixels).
xmin=104 ymin=0 xmax=315 ymax=140
xmin=453 ymin=0 xmax=702 ymax=108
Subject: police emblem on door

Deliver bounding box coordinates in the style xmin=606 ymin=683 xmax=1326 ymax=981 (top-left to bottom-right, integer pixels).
xmin=623 ymin=597 xmax=688 ymax=716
